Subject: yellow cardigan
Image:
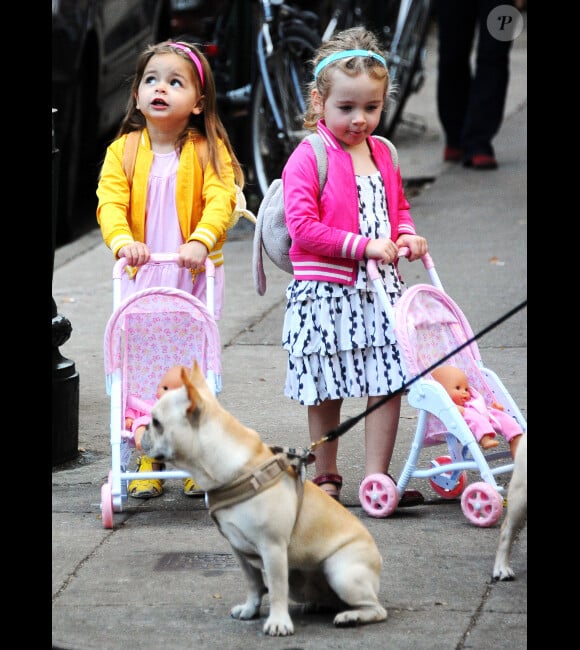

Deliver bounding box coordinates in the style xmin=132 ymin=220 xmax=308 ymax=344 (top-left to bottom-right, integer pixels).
xmin=96 ymin=129 xmax=237 ymax=266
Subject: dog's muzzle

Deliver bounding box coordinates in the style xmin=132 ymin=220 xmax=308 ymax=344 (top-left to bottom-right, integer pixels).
xmin=140 ymin=428 xmax=174 ymax=462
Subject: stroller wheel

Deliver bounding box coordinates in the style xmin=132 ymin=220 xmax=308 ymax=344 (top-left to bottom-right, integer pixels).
xmin=101 ymin=481 xmax=114 ymax=529
xmin=359 ymin=473 xmax=398 ymax=518
xmin=460 ymin=481 xmax=503 ymax=527
xmin=429 ymin=456 xmax=467 ymax=499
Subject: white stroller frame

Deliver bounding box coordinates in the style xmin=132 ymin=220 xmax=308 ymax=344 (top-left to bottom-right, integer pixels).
xmin=100 ymin=254 xmax=221 ymax=529
xmin=358 ymin=254 xmax=526 ymax=526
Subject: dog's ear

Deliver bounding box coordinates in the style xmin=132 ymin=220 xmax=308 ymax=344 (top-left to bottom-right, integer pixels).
xmin=182 ymin=363 xmax=204 ymax=415
xmin=189 ymin=361 xmax=208 ymax=387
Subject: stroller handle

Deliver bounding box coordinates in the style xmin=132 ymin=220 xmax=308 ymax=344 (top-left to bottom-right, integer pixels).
xmin=367 ymin=250 xmax=442 ymax=290
xmin=113 ymin=253 xmax=216 ymax=279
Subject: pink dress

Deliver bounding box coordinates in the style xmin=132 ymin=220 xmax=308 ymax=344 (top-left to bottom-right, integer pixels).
xmin=119 ymin=150 xmax=224 ymax=403
xmin=120 ymin=150 xmax=225 ymax=319
xmin=462 ymin=388 xmax=523 ymax=443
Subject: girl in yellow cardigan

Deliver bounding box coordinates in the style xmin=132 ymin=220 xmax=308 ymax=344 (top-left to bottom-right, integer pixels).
xmin=97 ymin=40 xmax=244 ymax=499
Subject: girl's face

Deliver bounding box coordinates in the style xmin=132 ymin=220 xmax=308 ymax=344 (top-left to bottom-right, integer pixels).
xmin=136 ymin=52 xmax=204 ymax=129
xmin=313 ymin=69 xmax=385 ymax=147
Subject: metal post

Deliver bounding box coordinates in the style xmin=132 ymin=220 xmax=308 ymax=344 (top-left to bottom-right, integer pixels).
xmin=52 ymin=108 xmax=80 ymax=466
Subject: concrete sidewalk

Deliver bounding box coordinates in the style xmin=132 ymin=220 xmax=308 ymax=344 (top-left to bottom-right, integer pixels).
xmin=52 ymin=18 xmax=527 ymax=650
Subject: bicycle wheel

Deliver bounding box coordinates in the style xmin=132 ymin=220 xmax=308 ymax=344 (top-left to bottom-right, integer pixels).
xmin=251 ymin=22 xmax=319 ymax=200
xmin=381 ymin=0 xmax=432 ymax=138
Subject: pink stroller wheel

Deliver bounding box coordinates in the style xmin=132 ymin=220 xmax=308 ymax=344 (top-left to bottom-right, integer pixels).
xmin=359 ymin=473 xmax=398 ymax=518
xmin=101 ymin=481 xmax=114 ymax=529
xmin=460 ymin=481 xmax=503 ymax=527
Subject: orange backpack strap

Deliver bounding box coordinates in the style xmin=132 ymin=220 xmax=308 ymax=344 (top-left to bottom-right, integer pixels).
xmin=121 ymin=130 xmax=254 ymax=230
xmin=123 ymin=130 xmax=209 ymax=186
xmin=122 ymin=130 xmax=141 ymax=187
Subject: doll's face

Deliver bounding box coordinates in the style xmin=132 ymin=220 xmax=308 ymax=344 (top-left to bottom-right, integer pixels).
xmin=431 ymin=366 xmax=470 ymax=407
xmin=155 ymin=365 xmax=185 ymax=399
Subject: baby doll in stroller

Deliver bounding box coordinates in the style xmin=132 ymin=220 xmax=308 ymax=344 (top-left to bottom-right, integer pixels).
xmin=431 ymin=365 xmax=523 ymax=459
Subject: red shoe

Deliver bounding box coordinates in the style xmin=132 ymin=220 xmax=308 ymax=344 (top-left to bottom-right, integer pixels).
xmin=312 ymin=473 xmax=343 ymax=501
xmin=443 ymin=146 xmax=463 ymax=162
xmin=464 ymin=153 xmax=498 ymax=170
xmin=386 ymin=473 xmax=425 ymax=508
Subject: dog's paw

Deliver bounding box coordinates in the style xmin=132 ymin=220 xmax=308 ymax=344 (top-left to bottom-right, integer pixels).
xmin=263 ymin=614 xmax=294 ymax=636
xmin=230 ymin=602 xmax=260 ymax=620
xmin=334 ymin=605 xmax=388 ymax=626
xmin=492 ymin=564 xmax=516 ymax=581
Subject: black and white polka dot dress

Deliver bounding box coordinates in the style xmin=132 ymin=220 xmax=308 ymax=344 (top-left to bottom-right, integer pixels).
xmin=283 ymin=173 xmax=407 ymax=406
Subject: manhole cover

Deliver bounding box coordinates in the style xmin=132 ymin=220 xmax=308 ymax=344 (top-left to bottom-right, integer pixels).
xmin=155 ymin=552 xmax=239 ymax=571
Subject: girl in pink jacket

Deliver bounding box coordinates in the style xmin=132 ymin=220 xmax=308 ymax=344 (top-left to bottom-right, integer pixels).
xmin=281 ymin=27 xmax=428 ymax=504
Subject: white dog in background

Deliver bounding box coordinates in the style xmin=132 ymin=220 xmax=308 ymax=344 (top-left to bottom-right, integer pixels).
xmin=493 ymin=432 xmax=527 ymax=580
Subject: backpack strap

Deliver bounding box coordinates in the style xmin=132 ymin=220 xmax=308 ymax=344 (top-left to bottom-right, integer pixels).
xmin=121 ymin=129 xmax=254 ymax=225
xmin=122 ymin=130 xmax=141 ymax=187
xmin=373 ymin=134 xmax=399 ymax=170
xmin=304 ymin=133 xmax=328 ymax=196
xmin=121 ymin=130 xmax=210 ymax=187
xmin=304 ymin=133 xmax=399 ymax=190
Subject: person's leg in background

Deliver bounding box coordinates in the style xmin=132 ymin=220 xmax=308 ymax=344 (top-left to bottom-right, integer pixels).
xmin=435 ymin=0 xmax=514 ymax=169
xmin=435 ymin=0 xmax=478 ymax=162
xmin=461 ymin=0 xmax=513 ymax=168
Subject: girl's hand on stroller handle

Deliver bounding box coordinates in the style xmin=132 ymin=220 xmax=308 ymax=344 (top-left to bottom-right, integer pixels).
xmin=113 ymin=254 xmax=215 ymax=278
xmin=397 ymin=247 xmax=435 ymax=270
xmin=367 ymin=250 xmax=435 ymax=281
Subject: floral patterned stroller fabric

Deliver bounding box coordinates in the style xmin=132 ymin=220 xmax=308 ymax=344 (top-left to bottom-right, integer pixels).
xmin=104 ymin=287 xmax=221 ymax=405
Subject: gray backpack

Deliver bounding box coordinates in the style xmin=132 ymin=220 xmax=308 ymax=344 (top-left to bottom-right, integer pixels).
xmin=252 ymin=133 xmax=398 ymax=295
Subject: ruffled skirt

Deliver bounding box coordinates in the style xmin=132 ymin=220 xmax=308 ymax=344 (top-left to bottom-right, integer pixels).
xmin=283 ymin=265 xmax=406 ymax=406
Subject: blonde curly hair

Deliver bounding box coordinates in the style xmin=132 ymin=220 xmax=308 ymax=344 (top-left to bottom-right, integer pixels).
xmin=303 ymin=26 xmax=391 ymax=130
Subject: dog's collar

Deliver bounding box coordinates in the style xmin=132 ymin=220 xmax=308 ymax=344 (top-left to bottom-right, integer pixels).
xmin=206 ymin=454 xmax=295 ymax=518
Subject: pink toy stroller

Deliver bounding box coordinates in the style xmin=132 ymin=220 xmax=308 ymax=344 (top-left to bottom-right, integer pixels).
xmin=358 ymin=255 xmax=527 ymax=527
xmin=100 ymin=254 xmax=221 ymax=529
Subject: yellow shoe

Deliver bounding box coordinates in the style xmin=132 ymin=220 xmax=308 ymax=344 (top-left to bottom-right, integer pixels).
xmin=183 ymin=477 xmax=204 ymax=497
xmin=128 ymin=455 xmax=164 ymax=499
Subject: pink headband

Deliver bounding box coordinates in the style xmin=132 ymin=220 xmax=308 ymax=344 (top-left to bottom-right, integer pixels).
xmin=169 ymin=42 xmax=204 ymax=89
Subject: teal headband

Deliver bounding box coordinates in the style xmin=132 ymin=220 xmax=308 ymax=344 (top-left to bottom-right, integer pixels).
xmin=314 ymin=49 xmax=387 ymax=80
